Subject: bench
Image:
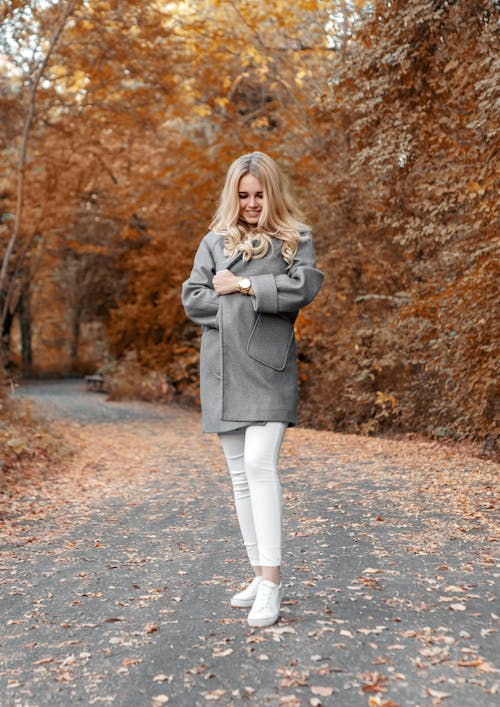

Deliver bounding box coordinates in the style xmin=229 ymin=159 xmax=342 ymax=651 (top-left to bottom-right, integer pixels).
xmin=85 ymin=374 xmax=105 ymax=392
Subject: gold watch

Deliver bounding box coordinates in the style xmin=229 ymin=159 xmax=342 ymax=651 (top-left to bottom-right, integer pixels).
xmin=238 ymin=277 xmax=252 ymax=295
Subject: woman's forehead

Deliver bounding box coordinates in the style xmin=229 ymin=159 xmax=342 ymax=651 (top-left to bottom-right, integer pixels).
xmin=239 ymin=173 xmax=263 ymax=191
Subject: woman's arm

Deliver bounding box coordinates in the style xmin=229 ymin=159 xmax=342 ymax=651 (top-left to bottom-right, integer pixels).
xmin=212 ymin=270 xmax=255 ymax=296
xmin=181 ymin=238 xmax=220 ymax=329
xmin=250 ymin=237 xmax=324 ymax=314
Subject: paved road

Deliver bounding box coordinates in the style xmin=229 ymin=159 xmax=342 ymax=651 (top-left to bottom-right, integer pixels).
xmin=13 ymin=378 xmax=181 ymax=424
xmin=1 ymin=380 xmax=498 ymax=706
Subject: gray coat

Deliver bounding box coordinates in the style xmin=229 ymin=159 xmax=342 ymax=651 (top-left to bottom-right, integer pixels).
xmin=181 ymin=230 xmax=324 ymax=433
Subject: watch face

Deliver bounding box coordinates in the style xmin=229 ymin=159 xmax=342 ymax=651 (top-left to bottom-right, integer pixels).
xmin=240 ymin=278 xmax=251 ymax=288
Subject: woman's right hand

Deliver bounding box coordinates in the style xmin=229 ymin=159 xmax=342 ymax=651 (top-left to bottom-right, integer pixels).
xmin=213 ymin=269 xmax=240 ymax=296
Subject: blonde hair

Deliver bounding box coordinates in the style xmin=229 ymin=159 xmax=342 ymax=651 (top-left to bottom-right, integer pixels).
xmin=210 ymin=151 xmax=309 ymax=267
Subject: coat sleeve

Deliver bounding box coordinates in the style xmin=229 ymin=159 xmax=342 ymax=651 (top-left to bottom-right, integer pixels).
xmin=181 ymin=237 xmax=219 ymax=329
xmin=250 ymin=235 xmax=324 ymax=314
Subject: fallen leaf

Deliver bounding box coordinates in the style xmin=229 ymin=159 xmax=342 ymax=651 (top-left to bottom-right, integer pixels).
xmin=55 ymin=670 xmax=72 ymax=682
xmin=264 ymin=625 xmax=297 ymax=641
xmin=311 ymin=686 xmax=333 ymax=696
xmin=212 ymin=647 xmax=233 ymax=657
xmin=122 ymin=657 xmax=141 ymax=666
xmin=204 ymin=689 xmax=227 ymax=701
xmin=278 ymin=668 xmax=310 ymax=687
xmin=33 ymin=657 xmax=54 ymax=665
xmin=425 ymin=687 xmax=450 ymax=704
xmin=61 ymin=655 xmax=77 ymax=666
xmin=457 ymin=658 xmax=483 ymax=667
xmin=359 ymin=672 xmax=388 ymax=694
xmin=371 ymin=657 xmax=388 ymax=666
xmin=279 ymin=696 xmax=301 ymax=706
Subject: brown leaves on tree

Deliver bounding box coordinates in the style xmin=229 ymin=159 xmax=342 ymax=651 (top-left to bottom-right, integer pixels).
xmin=300 ymin=0 xmax=498 ymax=446
xmin=1 ymin=1 xmax=497 ymax=444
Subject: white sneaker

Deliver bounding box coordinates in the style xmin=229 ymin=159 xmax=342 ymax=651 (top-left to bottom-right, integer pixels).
xmin=247 ymin=579 xmax=283 ymax=627
xmin=230 ymin=576 xmax=263 ymax=608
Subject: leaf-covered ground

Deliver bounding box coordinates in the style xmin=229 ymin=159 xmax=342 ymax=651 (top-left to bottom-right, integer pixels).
xmin=0 ymin=381 xmax=498 ymax=706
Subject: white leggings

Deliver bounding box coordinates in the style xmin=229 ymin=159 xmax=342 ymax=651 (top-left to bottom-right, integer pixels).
xmin=219 ymin=422 xmax=287 ymax=568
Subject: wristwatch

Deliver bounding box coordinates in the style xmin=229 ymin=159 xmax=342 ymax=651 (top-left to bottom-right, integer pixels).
xmin=238 ymin=277 xmax=252 ymax=295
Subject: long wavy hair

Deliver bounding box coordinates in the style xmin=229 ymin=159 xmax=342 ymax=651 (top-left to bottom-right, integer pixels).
xmin=210 ymin=151 xmax=309 ymax=267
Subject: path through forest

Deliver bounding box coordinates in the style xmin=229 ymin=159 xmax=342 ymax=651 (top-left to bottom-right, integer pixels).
xmin=0 ymin=381 xmax=498 ymax=706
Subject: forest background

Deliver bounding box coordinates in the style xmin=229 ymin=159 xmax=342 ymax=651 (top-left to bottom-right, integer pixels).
xmin=0 ymin=0 xmax=498 ymax=452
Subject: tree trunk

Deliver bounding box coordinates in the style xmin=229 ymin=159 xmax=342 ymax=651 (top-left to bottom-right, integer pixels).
xmin=70 ymin=303 xmax=82 ymax=369
xmin=1 ymin=298 xmax=13 ymax=362
xmin=19 ymin=285 xmax=33 ymax=373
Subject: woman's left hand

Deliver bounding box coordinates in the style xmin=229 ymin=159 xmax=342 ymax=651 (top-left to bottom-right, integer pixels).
xmin=213 ymin=269 xmax=240 ymax=295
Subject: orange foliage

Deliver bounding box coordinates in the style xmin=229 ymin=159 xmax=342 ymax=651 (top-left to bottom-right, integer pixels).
xmin=300 ymin=0 xmax=498 ymax=447
xmin=0 ymin=0 xmax=497 ymax=448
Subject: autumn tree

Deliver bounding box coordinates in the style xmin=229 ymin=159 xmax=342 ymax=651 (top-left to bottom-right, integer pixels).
xmin=0 ymin=0 xmax=80 ymax=355
xmin=2 ymin=0 xmax=496 ymax=445
xmin=104 ymin=0 xmax=340 ymax=381
xmin=301 ymin=0 xmax=499 ymax=445
xmin=1 ymin=0 xmax=338 ymax=373
xmin=0 ymin=0 xmax=189 ymax=369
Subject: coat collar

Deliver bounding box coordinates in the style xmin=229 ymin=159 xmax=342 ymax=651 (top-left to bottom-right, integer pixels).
xmin=226 ymin=251 xmax=244 ymax=271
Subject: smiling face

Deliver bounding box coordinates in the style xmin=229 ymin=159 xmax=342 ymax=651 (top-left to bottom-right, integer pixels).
xmin=238 ymin=173 xmax=264 ymax=226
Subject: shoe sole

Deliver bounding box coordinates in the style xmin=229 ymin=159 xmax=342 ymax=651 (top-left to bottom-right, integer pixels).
xmin=230 ymin=597 xmax=255 ymax=608
xmin=247 ymin=612 xmax=280 ymax=628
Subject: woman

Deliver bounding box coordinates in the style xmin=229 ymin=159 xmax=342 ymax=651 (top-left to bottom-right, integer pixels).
xmin=181 ymin=151 xmax=323 ymax=627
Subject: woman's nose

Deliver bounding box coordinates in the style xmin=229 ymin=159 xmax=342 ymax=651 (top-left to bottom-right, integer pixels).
xmin=248 ymin=194 xmax=257 ymax=206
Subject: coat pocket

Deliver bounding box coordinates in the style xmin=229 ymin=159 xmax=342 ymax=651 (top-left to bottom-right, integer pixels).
xmin=201 ymin=327 xmax=221 ymax=379
xmin=247 ymin=313 xmax=294 ymax=371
